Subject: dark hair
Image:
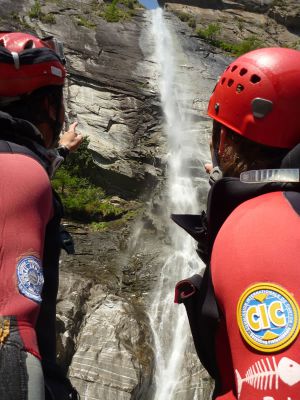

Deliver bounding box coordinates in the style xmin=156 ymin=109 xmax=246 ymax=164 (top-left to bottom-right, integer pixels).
xmin=1 ymin=85 xmax=63 ymax=128
xmin=212 ymin=121 xmax=289 ymax=177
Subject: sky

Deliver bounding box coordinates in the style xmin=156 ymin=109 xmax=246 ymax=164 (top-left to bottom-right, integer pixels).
xmin=138 ymin=0 xmax=159 ymax=9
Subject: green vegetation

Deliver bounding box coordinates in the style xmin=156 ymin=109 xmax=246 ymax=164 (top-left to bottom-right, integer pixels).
xmin=10 ymin=11 xmax=20 ymax=21
xmin=28 ymin=0 xmax=56 ymax=24
xmin=175 ymin=10 xmax=191 ymax=22
xmin=75 ymin=15 xmax=96 ymax=28
xmin=90 ymin=207 xmax=142 ymax=231
xmin=196 ymin=23 xmax=221 ymax=42
xmin=196 ymin=23 xmax=263 ymax=56
xmin=28 ymin=0 xmax=42 ymax=19
xmin=52 ymin=137 xmax=128 ymax=223
xmin=60 ymin=136 xmax=96 ymax=178
xmin=271 ymin=0 xmax=286 ymax=6
xmin=71 ymin=0 xmax=140 ymax=25
xmin=41 ymin=13 xmax=56 ymax=24
xmin=174 ymin=10 xmax=196 ymax=28
xmin=53 ymin=171 xmax=107 ymax=220
xmin=100 ymin=0 xmax=138 ymax=23
xmin=102 ymin=0 xmax=124 ymax=23
xmin=229 ymin=36 xmax=264 ymax=56
xmin=90 ymin=221 xmax=109 ymax=231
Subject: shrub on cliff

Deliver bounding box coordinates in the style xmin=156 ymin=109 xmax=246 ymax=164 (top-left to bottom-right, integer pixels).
xmin=196 ymin=23 xmax=221 ymax=42
xmin=52 ymin=137 xmax=125 ymax=222
xmin=101 ymin=0 xmax=139 ymax=22
xmin=174 ymin=10 xmax=196 ymax=28
xmin=196 ymin=24 xmax=263 ymax=56
xmin=28 ymin=0 xmax=56 ymax=24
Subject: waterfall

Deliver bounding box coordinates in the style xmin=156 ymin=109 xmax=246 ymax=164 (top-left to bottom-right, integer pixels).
xmin=149 ymin=8 xmax=213 ymax=400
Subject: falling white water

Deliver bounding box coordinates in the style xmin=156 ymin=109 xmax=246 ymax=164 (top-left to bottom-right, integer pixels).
xmin=149 ymin=8 xmax=208 ymax=400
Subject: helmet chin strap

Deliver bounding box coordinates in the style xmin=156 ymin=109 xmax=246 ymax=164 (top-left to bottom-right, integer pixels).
xmin=208 ymin=128 xmax=226 ymax=186
xmin=209 ymin=149 xmax=223 ymax=186
xmin=45 ymin=91 xmax=64 ymax=147
xmin=49 ymin=116 xmax=63 ymax=147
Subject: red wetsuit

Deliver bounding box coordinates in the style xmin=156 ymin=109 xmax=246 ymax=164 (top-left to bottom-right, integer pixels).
xmin=211 ymin=191 xmax=300 ymax=400
xmin=0 ymin=153 xmax=53 ymax=359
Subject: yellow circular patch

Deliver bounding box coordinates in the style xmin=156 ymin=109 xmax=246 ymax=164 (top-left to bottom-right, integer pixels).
xmin=237 ymin=283 xmax=300 ymax=352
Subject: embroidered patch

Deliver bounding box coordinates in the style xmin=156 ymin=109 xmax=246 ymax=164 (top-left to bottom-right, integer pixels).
xmin=17 ymin=256 xmax=44 ymax=303
xmin=237 ymin=283 xmax=300 ymax=352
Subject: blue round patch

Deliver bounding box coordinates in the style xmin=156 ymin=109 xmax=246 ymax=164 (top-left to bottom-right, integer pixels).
xmin=17 ymin=256 xmax=44 ymax=303
xmin=237 ymin=283 xmax=300 ymax=352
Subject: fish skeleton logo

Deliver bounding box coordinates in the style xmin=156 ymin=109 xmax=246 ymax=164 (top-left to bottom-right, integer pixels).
xmin=236 ymin=356 xmax=300 ymax=399
xmin=237 ymin=283 xmax=300 ymax=352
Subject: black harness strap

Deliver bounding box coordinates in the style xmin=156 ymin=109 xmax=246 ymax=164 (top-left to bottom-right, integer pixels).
xmin=175 ymin=267 xmax=221 ymax=395
xmin=0 ymin=140 xmax=10 ymax=152
xmin=284 ymin=191 xmax=300 ymax=216
xmin=171 ymin=213 xmax=209 ymax=264
xmin=0 ymin=139 xmax=48 ymax=168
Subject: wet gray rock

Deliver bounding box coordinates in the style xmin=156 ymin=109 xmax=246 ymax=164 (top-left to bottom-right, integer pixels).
xmin=56 ymin=217 xmax=169 ymax=400
xmin=63 ymin=13 xmax=164 ymax=196
xmin=158 ymin=0 xmax=223 ymax=7
xmin=163 ymin=0 xmax=300 ymax=49
xmin=57 ymin=274 xmax=154 ymax=400
xmin=5 ymin=1 xmax=297 ymax=399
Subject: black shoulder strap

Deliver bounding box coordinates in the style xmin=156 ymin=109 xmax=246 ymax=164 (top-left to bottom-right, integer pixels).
xmin=0 ymin=139 xmax=47 ymax=169
xmin=175 ymin=266 xmax=221 ymax=394
xmin=284 ymin=191 xmax=300 ymax=216
xmin=171 ymin=213 xmax=209 ymax=264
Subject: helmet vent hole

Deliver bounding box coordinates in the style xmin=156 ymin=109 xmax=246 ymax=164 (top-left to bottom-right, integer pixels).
xmin=239 ymin=68 xmax=248 ymax=76
xmin=221 ymin=77 xmax=226 ymax=85
xmin=228 ymin=79 xmax=234 ymax=87
xmin=250 ymin=74 xmax=261 ymax=84
xmin=24 ymin=40 xmax=34 ymax=49
xmin=236 ymin=84 xmax=244 ymax=93
xmin=231 ymin=65 xmax=238 ymax=72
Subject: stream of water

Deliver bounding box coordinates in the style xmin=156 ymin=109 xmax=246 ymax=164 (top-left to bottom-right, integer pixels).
xmin=149 ymin=8 xmax=211 ymax=400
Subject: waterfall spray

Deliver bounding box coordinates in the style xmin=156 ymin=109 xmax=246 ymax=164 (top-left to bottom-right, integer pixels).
xmin=149 ymin=8 xmax=210 ymax=400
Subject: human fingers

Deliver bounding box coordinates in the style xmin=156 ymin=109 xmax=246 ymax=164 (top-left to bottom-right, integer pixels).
xmin=204 ymin=163 xmax=213 ymax=174
xmin=68 ymin=121 xmax=78 ymax=134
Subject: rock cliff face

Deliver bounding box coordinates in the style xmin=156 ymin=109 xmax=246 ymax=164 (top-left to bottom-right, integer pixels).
xmin=160 ymin=0 xmax=300 ymax=49
xmin=1 ymin=0 xmax=299 ymax=399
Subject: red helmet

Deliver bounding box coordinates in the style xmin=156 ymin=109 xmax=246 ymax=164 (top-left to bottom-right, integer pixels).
xmin=0 ymin=32 xmax=66 ymax=98
xmin=207 ymin=47 xmax=300 ymax=149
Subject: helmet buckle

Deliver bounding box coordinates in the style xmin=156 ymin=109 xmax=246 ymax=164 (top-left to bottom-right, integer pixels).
xmin=11 ymin=52 xmax=20 ymax=70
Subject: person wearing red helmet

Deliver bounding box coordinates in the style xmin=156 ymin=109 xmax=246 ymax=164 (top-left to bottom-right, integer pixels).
xmin=174 ymin=48 xmax=300 ymax=399
xmin=0 ymin=32 xmax=82 ymax=400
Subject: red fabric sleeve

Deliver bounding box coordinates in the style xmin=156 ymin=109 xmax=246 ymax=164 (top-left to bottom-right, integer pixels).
xmin=0 ymin=153 xmax=53 ymax=357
